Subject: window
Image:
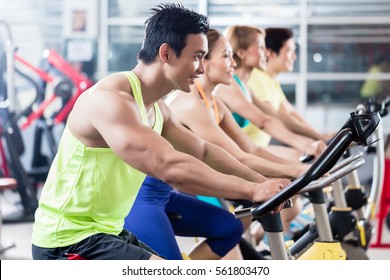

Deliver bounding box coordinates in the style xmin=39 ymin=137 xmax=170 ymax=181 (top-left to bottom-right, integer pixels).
xmin=108 ymin=26 xmax=144 ymax=71
xmin=103 ymin=0 xmax=390 ymax=132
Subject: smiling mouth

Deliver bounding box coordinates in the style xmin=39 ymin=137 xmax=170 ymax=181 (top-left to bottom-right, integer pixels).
xmin=189 ymin=76 xmax=199 ymax=83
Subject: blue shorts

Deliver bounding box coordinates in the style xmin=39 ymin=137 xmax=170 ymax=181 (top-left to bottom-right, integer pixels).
xmin=125 ymin=176 xmax=243 ymax=260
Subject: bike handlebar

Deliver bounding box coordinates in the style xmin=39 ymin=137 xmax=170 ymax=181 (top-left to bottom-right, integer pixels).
xmin=234 ymin=157 xmax=365 ymax=219
xmin=234 ymin=111 xmax=380 ymax=219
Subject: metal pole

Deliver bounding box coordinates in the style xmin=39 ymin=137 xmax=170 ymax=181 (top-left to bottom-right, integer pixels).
xmin=1 ymin=21 xmax=16 ymax=113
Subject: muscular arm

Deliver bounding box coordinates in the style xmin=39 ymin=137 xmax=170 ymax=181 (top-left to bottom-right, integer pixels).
xmin=159 ymin=103 xmax=292 ymax=202
xmin=251 ymin=87 xmax=333 ymax=144
xmin=252 ymin=90 xmax=332 ymax=142
xmin=215 ymin=83 xmax=317 ymax=154
xmin=159 ymin=101 xmax=268 ymax=182
xmin=277 ymin=99 xmax=330 ymax=141
xmin=218 ymin=99 xmax=308 ymax=178
xmin=79 ymin=88 xmax=275 ymax=201
xmin=167 ymin=93 xmax=305 ymax=179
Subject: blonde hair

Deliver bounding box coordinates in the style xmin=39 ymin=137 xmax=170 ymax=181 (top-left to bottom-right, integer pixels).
xmin=224 ymin=25 xmax=264 ymax=68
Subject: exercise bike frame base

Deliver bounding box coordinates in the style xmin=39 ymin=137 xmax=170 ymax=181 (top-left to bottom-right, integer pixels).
xmin=297 ymin=241 xmax=346 ymax=260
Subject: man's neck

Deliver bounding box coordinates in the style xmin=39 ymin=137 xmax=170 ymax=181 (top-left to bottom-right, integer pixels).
xmin=132 ymin=62 xmax=174 ymax=107
xmin=265 ymin=63 xmax=280 ymax=79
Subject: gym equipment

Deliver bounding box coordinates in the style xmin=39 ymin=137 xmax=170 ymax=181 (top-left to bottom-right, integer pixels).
xmin=367 ymin=96 xmax=390 ymax=248
xmin=0 ymin=177 xmax=17 ymax=254
xmin=327 ymin=97 xmax=389 ymax=251
xmin=0 ymin=21 xmax=94 ymax=223
xmin=289 ymin=152 xmax=367 ymax=259
xmin=13 ymin=48 xmax=93 ymax=167
xmin=288 ymin=98 xmax=389 ymax=258
xmin=235 ymin=109 xmax=380 ymax=259
xmin=238 ymin=156 xmax=365 ymax=260
xmin=0 ymin=20 xmax=38 ymax=222
xmin=17 ymin=48 xmax=93 ymax=130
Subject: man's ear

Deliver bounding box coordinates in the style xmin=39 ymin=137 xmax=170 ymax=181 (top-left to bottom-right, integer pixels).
xmin=265 ymin=49 xmax=272 ymax=58
xmin=236 ymin=48 xmax=245 ymax=60
xmin=267 ymin=49 xmax=277 ymax=59
xmin=159 ymin=43 xmax=170 ymax=63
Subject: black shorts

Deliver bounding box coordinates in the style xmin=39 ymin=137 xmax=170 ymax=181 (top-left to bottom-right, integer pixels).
xmin=32 ymin=229 xmax=162 ymax=260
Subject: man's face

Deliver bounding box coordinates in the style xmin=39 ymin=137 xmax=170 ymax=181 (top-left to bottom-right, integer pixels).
xmin=166 ymin=33 xmax=208 ymax=92
xmin=274 ymin=38 xmax=297 ymax=73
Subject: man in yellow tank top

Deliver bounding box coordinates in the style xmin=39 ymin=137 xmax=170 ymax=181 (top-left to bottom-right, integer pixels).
xmin=31 ymin=3 xmax=289 ymax=260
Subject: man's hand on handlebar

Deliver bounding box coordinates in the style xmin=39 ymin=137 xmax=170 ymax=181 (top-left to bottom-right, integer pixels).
xmin=322 ymin=131 xmax=337 ymax=143
xmin=253 ymin=178 xmax=291 ymax=214
xmin=303 ymin=140 xmax=327 ymax=160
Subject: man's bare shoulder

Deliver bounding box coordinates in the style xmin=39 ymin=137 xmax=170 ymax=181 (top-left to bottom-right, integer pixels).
xmin=67 ymin=73 xmax=139 ymax=146
xmin=95 ymin=72 xmax=132 ymax=93
xmin=76 ymin=72 xmax=136 ymax=109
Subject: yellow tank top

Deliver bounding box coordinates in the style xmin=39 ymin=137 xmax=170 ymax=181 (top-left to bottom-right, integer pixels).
xmin=246 ymin=68 xmax=287 ymax=147
xmin=248 ymin=68 xmax=286 ymax=110
xmin=32 ymin=71 xmax=163 ymax=248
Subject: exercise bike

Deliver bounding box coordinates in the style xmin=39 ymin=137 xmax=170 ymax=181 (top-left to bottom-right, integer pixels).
xmin=282 ymin=98 xmax=389 ymax=259
xmin=235 ymin=109 xmax=380 ymax=259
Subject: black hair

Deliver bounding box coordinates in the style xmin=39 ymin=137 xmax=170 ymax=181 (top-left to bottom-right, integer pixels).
xmin=204 ymin=29 xmax=223 ymax=60
xmin=265 ymin=27 xmax=293 ymax=55
xmin=138 ymin=2 xmax=209 ymax=64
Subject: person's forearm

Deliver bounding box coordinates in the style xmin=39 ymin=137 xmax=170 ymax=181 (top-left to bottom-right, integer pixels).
xmin=262 ymin=118 xmax=313 ymax=152
xmin=201 ymin=142 xmax=266 ymax=183
xmin=160 ymin=152 xmax=256 ymax=200
xmin=254 ymin=147 xmax=297 ymax=165
xmin=280 ymin=112 xmax=324 ymax=141
xmin=239 ymin=155 xmax=302 ymax=179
